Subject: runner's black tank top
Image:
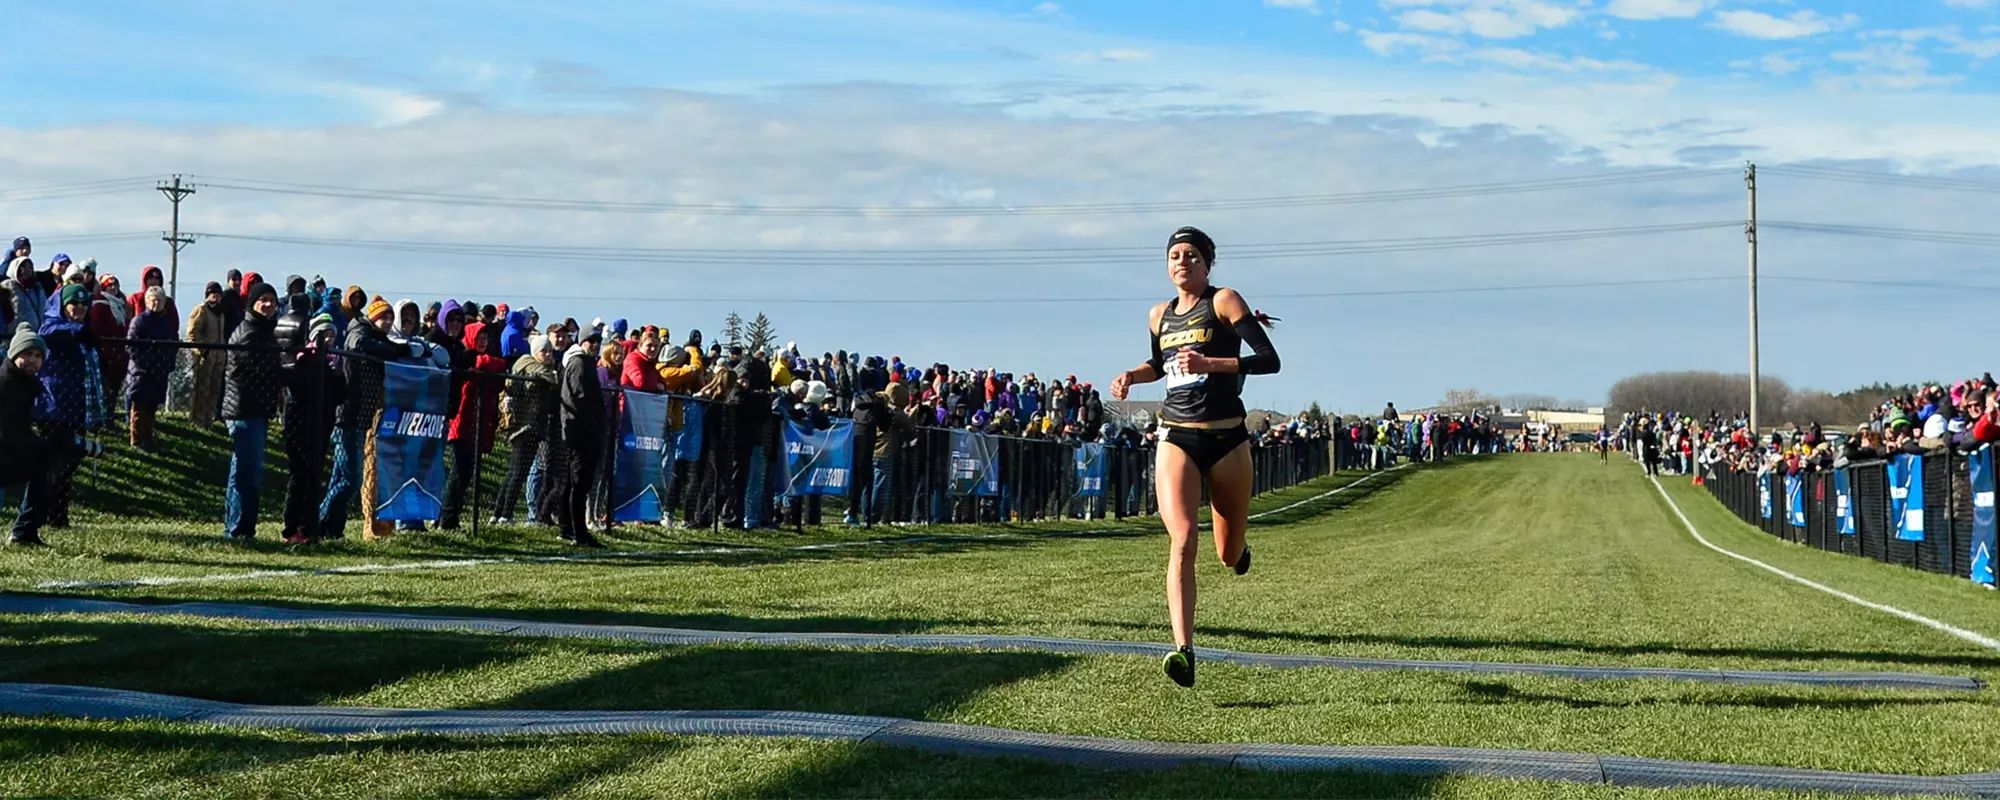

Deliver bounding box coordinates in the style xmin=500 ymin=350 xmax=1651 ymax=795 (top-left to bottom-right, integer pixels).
xmin=1155 ymin=285 xmax=1245 ymax=424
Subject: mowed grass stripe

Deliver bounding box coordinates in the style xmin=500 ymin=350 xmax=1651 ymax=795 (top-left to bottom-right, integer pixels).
xmin=8 ymin=455 xmax=2000 ymax=787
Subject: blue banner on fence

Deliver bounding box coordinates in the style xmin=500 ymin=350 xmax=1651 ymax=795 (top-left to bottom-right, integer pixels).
xmin=1786 ymin=473 xmax=1805 ymax=528
xmin=613 ymin=389 xmax=670 ymax=522
xmin=675 ymin=400 xmax=704 ymax=462
xmin=1759 ymin=471 xmax=1773 ymax=520
xmin=1074 ymin=442 xmax=1105 ymax=498
xmin=949 ymin=431 xmax=1000 ymax=497
xmin=374 ymin=362 xmax=451 ymax=522
xmin=784 ymin=419 xmax=854 ymax=496
xmin=1889 ymin=453 xmax=1925 ymax=542
xmin=1971 ymin=447 xmax=1995 ymax=586
xmin=1835 ymin=467 xmax=1856 ymax=535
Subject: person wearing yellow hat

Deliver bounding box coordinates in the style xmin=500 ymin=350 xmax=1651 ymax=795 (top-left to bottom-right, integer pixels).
xmin=318 ymin=290 xmax=417 ymax=540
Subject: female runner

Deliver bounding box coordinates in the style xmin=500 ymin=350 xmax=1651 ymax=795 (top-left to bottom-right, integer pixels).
xmin=1110 ymin=226 xmax=1280 ymax=688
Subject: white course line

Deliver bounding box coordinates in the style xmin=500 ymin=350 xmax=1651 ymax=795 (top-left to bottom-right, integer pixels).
xmin=31 ymin=466 xmax=1410 ymax=592
xmin=1646 ymin=472 xmax=2000 ymax=653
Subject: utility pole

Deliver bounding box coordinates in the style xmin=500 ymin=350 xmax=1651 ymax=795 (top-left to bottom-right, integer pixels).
xmin=158 ymin=175 xmax=195 ymax=303
xmin=1745 ymin=162 xmax=1760 ymax=435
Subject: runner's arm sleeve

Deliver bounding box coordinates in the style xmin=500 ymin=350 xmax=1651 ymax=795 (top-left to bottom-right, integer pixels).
xmin=1147 ymin=329 xmax=1165 ymax=374
xmin=1233 ymin=319 xmax=1280 ymax=375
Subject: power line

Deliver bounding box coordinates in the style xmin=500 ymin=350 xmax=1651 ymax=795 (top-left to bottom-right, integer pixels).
xmin=1762 ymin=220 xmax=2000 ymax=247
xmin=191 ymin=167 xmax=1731 ymax=217
xmin=1761 ymin=164 xmax=2000 ymax=196
xmin=0 ymin=177 xmax=159 ymax=204
xmin=186 ymin=221 xmax=1738 ymax=267
xmin=1764 ymin=275 xmax=2000 ymax=292
xmin=359 ymin=276 xmax=1739 ymax=307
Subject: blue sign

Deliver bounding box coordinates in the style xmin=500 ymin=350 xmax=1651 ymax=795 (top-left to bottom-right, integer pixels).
xmin=1074 ymin=442 xmax=1105 ymax=498
xmin=1889 ymin=454 xmax=1925 ymax=542
xmin=1759 ymin=471 xmax=1773 ymax=520
xmin=949 ymin=431 xmax=1000 ymax=498
xmin=375 ymin=363 xmax=450 ymax=522
xmin=1835 ymin=467 xmax=1856 ymax=535
xmin=1970 ymin=447 xmax=1995 ymax=586
xmin=784 ymin=419 xmax=855 ymax=496
xmin=675 ymin=400 xmax=705 ymax=462
xmin=612 ymin=389 xmax=670 ymax=522
xmin=1786 ymin=473 xmax=1805 ymax=528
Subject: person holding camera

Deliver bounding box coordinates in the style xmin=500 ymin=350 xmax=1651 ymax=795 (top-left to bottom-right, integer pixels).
xmin=3 ymin=327 xmax=56 ymax=546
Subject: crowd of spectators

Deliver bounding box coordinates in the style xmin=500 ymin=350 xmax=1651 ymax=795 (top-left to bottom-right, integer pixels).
xmin=1621 ymin=374 xmax=2000 ymax=482
xmin=0 ymin=240 xmax=1337 ymax=548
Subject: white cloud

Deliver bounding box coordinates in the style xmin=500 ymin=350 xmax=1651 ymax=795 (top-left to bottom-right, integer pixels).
xmin=1385 ymin=0 xmax=1582 ymax=39
xmin=1066 ymin=48 xmax=1153 ymax=62
xmin=1264 ymin=0 xmax=1322 ymax=13
xmin=1712 ymin=10 xmax=1860 ymax=40
xmin=1604 ymin=0 xmax=1712 ymax=21
xmin=1033 ymin=2 xmax=1062 ymax=15
xmin=1468 ymin=48 xmax=1650 ymax=72
xmin=1942 ymin=0 xmax=1994 ymax=8
xmin=1357 ymin=29 xmax=1464 ymax=57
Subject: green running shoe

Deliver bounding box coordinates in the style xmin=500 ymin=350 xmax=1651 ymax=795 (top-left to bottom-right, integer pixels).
xmin=1164 ymin=646 xmax=1195 ymax=688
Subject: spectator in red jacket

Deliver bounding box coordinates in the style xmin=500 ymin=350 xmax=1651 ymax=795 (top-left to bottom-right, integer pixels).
xmin=441 ymin=322 xmax=508 ymax=531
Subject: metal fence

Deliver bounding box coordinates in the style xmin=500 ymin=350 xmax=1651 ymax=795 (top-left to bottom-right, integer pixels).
xmin=1702 ymin=449 xmax=1989 ymax=584
xmin=48 ymin=337 xmax=1343 ymax=534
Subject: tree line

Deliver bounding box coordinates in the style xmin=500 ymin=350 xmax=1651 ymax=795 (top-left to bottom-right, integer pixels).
xmin=1607 ymin=371 xmax=1911 ymax=427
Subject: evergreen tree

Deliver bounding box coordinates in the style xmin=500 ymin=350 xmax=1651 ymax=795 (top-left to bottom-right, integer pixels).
xmin=746 ymin=312 xmax=777 ymax=354
xmin=722 ymin=311 xmax=744 ymax=350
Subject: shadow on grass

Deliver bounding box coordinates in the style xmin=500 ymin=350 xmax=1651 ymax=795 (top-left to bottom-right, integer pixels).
xmin=0 ymin=719 xmax=688 ymax=798
xmin=484 ymin=645 xmax=1076 ymax=720
xmin=0 ymin=618 xmax=530 ymax=706
xmin=1081 ymin=620 xmax=2000 ymax=670
xmin=2 ymin=615 xmax=1077 ymax=721
xmin=11 ymin=590 xmax=1003 ymax=634
xmin=746 ymin=742 xmax=1449 ymax=799
xmin=1458 ymin=680 xmax=1975 ymax=710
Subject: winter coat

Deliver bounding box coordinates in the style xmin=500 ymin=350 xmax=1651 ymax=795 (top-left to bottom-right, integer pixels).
xmin=559 ymin=348 xmax=607 ymax=447
xmin=500 ymin=310 xmax=531 ymax=360
xmin=621 ymin=350 xmax=665 ymax=393
xmin=186 ymin=302 xmax=227 ymax=424
xmin=218 ymin=287 xmax=244 ymax=340
xmin=505 ymin=354 xmax=557 ymax=441
xmin=4 ymin=273 xmax=43 ymax=335
xmin=124 ymin=267 xmax=179 ymax=324
xmin=88 ymin=289 xmax=131 ymax=389
xmin=125 ymin=308 xmax=178 ymax=407
xmin=337 ymin=320 xmax=410 ymax=429
xmin=221 ymin=310 xmax=284 ymax=421
xmin=0 ymin=362 xmax=45 ymax=466
xmin=282 ymin=347 xmax=346 ymax=447
xmin=34 ymin=293 xmax=105 ymax=428
xmin=449 ymin=352 xmax=507 ymax=452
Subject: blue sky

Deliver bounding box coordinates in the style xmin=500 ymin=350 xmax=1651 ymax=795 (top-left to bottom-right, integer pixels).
xmin=6 ymin=1 xmax=2000 ymax=414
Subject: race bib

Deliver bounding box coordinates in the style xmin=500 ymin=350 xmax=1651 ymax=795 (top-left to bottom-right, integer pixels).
xmin=1164 ymin=360 xmax=1207 ymax=390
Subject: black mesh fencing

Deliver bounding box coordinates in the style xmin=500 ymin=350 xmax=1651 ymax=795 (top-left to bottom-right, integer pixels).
xmin=1700 ymin=448 xmax=1991 ymax=583
xmin=33 ymin=338 xmax=1340 ymax=536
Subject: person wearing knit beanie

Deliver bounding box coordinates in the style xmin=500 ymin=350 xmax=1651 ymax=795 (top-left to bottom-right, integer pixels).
xmin=365 ymin=297 xmax=393 ymax=322
xmin=307 ymin=313 xmax=337 ymax=347
xmin=247 ymin=281 xmax=278 ymax=305
xmin=8 ymin=326 xmax=45 ymax=362
xmin=59 ymin=284 xmax=89 ymax=311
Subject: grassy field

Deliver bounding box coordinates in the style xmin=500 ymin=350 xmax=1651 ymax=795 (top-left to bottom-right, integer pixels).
xmin=4 ymin=452 xmax=2000 ymax=798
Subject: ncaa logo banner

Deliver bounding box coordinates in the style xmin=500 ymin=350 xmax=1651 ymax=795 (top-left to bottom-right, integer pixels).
xmin=1835 ymin=467 xmax=1856 ymax=535
xmin=1786 ymin=473 xmax=1806 ymax=528
xmin=1074 ymin=442 xmax=1105 ymax=498
xmin=1758 ymin=470 xmax=1773 ymax=520
xmin=1969 ymin=447 xmax=1995 ymax=586
xmin=949 ymin=431 xmax=1000 ymax=498
xmin=1889 ymin=453 xmax=1926 ymax=542
xmin=375 ymin=362 xmax=451 ymax=522
xmin=784 ymin=419 xmax=855 ymax=497
xmin=613 ymin=389 xmax=671 ymax=522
